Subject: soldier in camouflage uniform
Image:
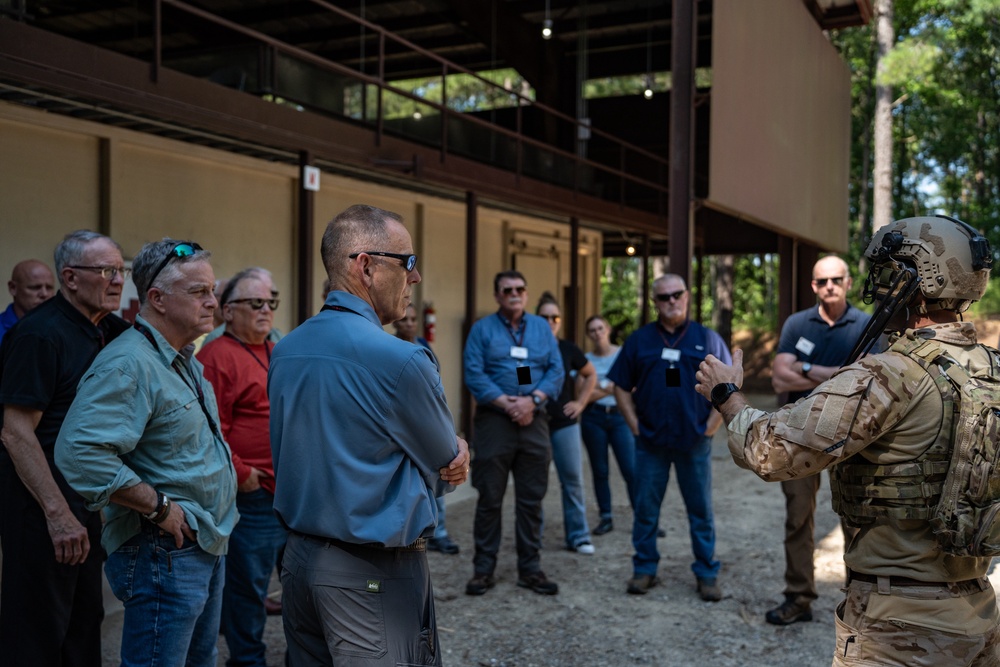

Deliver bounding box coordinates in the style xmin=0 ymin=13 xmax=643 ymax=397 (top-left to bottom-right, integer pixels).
xmin=695 ymin=215 xmax=1000 ymax=666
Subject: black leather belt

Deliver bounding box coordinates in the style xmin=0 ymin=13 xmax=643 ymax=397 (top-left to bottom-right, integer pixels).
xmin=292 ymin=531 xmax=426 ymax=552
xmin=587 ymin=404 xmax=619 ymax=414
xmin=847 ymin=571 xmax=976 ymax=588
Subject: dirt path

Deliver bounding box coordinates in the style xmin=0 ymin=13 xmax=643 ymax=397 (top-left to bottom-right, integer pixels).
xmin=101 ymin=390 xmax=997 ymax=666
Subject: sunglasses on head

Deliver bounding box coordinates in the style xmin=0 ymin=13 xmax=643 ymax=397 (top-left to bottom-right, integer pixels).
xmin=146 ymin=242 xmax=203 ymax=292
xmin=501 ymin=285 xmax=527 ymax=296
xmin=349 ymin=251 xmax=417 ymax=272
xmin=654 ymin=290 xmax=686 ymax=303
xmin=813 ymin=276 xmax=845 ymax=287
xmin=228 ymin=298 xmax=280 ymax=311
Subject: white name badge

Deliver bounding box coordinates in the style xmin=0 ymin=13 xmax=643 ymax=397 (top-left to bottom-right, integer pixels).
xmin=661 ymin=347 xmax=681 ymax=362
xmin=795 ymin=337 xmax=816 ymax=356
xmin=510 ymin=346 xmax=529 ymax=360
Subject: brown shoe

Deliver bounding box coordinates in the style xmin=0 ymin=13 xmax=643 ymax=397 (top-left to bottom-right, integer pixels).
xmin=465 ymin=573 xmax=496 ymax=596
xmin=765 ymin=597 xmax=812 ymax=625
xmin=697 ymin=577 xmax=722 ymax=602
xmin=627 ymin=574 xmax=660 ymax=595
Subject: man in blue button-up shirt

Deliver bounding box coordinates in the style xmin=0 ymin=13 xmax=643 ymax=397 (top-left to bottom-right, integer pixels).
xmin=463 ymin=270 xmax=564 ymax=596
xmin=269 ymin=204 xmax=469 ymax=667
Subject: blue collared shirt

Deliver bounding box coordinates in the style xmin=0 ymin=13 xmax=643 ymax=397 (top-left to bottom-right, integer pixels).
xmin=463 ymin=311 xmax=564 ymax=404
xmin=55 ymin=315 xmax=238 ymax=556
xmin=777 ymin=303 xmax=871 ymax=401
xmin=268 ymin=291 xmax=459 ymax=547
xmin=608 ymin=319 xmax=730 ymax=450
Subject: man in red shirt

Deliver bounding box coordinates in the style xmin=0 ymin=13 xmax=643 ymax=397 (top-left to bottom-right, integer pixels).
xmin=199 ymin=267 xmax=284 ymax=667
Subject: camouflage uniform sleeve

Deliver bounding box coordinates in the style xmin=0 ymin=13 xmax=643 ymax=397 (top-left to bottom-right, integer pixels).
xmin=725 ymin=353 xmax=916 ymax=482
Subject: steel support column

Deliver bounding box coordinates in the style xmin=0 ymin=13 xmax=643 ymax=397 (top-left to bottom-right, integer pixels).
xmin=461 ymin=190 xmax=478 ymax=439
xmin=668 ymin=0 xmax=696 ymax=284
xmin=296 ymin=151 xmax=315 ymax=325
xmin=567 ymin=216 xmax=580 ymax=345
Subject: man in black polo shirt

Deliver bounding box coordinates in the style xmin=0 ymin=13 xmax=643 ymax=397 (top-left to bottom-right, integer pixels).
xmin=0 ymin=230 xmax=130 ymax=667
xmin=765 ymin=254 xmax=870 ymax=626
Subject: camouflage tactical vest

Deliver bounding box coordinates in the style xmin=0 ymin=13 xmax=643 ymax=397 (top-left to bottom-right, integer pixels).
xmin=831 ymin=333 xmax=1000 ymax=556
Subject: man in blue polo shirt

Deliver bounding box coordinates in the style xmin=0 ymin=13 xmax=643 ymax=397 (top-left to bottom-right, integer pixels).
xmin=609 ymin=273 xmax=730 ymax=600
xmin=463 ymin=270 xmax=564 ymax=596
xmin=764 ymin=254 xmax=870 ymax=626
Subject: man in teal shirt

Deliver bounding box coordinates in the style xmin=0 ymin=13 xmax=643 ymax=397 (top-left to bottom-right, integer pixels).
xmin=56 ymin=239 xmax=237 ymax=667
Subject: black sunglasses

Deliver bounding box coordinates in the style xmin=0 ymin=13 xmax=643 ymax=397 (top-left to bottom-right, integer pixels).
xmin=813 ymin=276 xmax=845 ymax=287
xmin=654 ymin=290 xmax=686 ymax=302
xmin=228 ymin=298 xmax=280 ymax=311
xmin=349 ymin=251 xmax=417 ymax=272
xmin=146 ymin=242 xmax=203 ymax=292
xmin=501 ymin=285 xmax=527 ymax=296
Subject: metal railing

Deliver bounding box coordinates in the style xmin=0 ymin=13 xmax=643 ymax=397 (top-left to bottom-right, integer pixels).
xmin=155 ymin=0 xmax=670 ymax=213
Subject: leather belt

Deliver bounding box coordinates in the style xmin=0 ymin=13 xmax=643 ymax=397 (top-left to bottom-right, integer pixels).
xmin=292 ymin=531 xmax=426 ymax=552
xmin=587 ymin=404 xmax=619 ymax=414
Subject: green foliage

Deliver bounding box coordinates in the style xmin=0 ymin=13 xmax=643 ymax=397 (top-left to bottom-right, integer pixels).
xmin=598 ymin=258 xmax=644 ymax=343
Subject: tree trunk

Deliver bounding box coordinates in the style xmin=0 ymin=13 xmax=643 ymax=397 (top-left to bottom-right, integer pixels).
xmin=713 ymin=255 xmax=734 ymax=347
xmin=872 ymin=0 xmax=894 ymax=232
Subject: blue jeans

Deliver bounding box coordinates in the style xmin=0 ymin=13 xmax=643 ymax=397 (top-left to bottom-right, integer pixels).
xmin=550 ymin=423 xmax=591 ymax=547
xmin=580 ymin=407 xmax=636 ymax=519
xmin=632 ymin=436 xmax=719 ymax=580
xmin=105 ymin=524 xmax=225 ymax=667
xmin=221 ymin=489 xmax=288 ymax=667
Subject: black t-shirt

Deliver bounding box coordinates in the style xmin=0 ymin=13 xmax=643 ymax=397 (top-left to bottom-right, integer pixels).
xmin=547 ymin=338 xmax=589 ymax=431
xmin=0 ymin=292 xmax=128 ymax=512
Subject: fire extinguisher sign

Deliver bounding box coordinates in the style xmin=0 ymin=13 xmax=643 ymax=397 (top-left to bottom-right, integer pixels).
xmin=423 ymin=303 xmax=436 ymax=343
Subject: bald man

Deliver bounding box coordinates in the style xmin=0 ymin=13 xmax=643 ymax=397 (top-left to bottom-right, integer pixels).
xmin=1 ymin=260 xmax=55 ymax=341
xmin=764 ymin=255 xmax=870 ymax=626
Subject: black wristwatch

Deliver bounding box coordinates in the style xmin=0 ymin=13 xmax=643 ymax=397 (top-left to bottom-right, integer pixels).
xmin=710 ymin=383 xmax=741 ymax=411
xmin=531 ymin=393 xmax=543 ymax=406
xmin=801 ymin=362 xmax=813 ymax=377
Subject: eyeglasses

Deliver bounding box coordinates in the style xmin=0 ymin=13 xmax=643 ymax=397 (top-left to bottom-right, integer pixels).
xmin=654 ymin=290 xmax=686 ymax=303
xmin=348 ymin=251 xmax=417 ymax=272
xmin=146 ymin=242 xmax=203 ymax=292
xmin=540 ymin=314 xmax=561 ymax=323
xmin=228 ymin=298 xmax=280 ymax=311
xmin=501 ymin=285 xmax=527 ymax=296
xmin=813 ymin=276 xmax=846 ymax=287
xmin=69 ymin=265 xmax=131 ymax=280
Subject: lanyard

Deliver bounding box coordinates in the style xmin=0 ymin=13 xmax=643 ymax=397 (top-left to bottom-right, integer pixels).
xmin=322 ymin=303 xmax=365 ymax=317
xmin=657 ymin=320 xmax=690 ymax=350
xmin=223 ymin=331 xmax=271 ymax=374
xmin=497 ymin=312 xmax=526 ymax=347
xmin=133 ymin=322 xmax=224 ymax=442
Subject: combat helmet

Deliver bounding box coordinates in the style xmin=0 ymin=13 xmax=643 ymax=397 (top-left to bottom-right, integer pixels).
xmin=862 ymin=215 xmax=992 ymax=314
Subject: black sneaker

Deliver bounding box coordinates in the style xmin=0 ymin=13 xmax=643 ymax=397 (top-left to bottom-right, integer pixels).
xmin=765 ymin=597 xmax=813 ymax=625
xmin=594 ymin=517 xmax=614 ymax=535
xmin=517 ymin=571 xmax=559 ymax=595
xmin=427 ymin=536 xmax=460 ymax=555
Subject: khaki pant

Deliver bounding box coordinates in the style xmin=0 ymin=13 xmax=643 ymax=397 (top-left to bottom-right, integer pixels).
xmin=780 ymin=473 xmax=858 ymax=601
xmin=833 ymin=579 xmax=1000 ymax=666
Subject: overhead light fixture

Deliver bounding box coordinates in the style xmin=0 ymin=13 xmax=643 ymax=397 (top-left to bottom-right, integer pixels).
xmin=626 ymin=243 xmax=637 ymax=256
xmin=642 ymin=11 xmax=653 ymax=99
xmin=413 ymin=111 xmax=422 ymax=120
xmin=542 ymin=0 xmax=552 ymax=39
